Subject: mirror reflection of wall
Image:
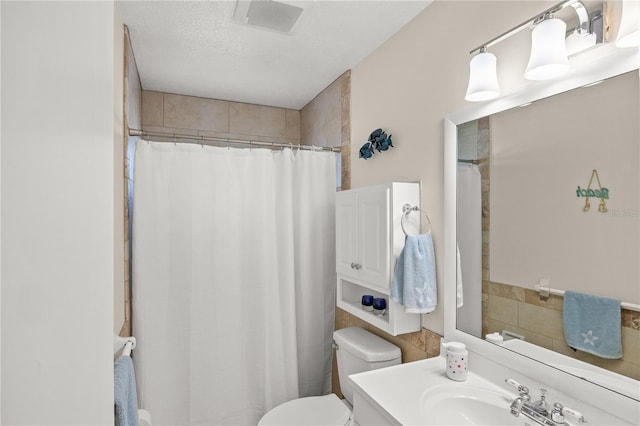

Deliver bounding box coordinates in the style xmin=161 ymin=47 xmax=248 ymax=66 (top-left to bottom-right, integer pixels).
xmin=457 ymin=70 xmax=640 ymax=381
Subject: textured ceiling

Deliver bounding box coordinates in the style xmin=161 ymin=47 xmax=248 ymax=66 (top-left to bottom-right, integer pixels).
xmin=121 ymin=0 xmax=432 ymax=110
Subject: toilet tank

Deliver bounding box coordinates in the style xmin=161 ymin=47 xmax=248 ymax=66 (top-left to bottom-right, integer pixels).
xmin=333 ymin=327 xmax=401 ymax=406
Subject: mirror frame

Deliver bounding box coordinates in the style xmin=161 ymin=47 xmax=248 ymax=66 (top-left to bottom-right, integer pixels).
xmin=444 ymin=42 xmax=639 ymax=399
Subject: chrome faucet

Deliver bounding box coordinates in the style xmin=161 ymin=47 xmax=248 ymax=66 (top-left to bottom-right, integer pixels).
xmin=505 ymin=379 xmax=587 ymax=426
xmin=509 ymin=384 xmax=530 ymax=417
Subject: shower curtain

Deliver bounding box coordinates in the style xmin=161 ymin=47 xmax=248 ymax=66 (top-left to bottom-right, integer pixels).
xmin=456 ymin=163 xmax=482 ymax=338
xmin=132 ymin=141 xmax=336 ymax=425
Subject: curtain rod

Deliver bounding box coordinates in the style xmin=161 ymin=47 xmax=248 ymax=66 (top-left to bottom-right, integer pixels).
xmin=129 ymin=128 xmax=341 ymax=153
xmin=458 ymin=159 xmax=480 ymax=164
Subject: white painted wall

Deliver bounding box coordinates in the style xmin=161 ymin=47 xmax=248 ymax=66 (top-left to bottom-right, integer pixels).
xmin=1 ymin=2 xmax=116 ymax=424
xmin=350 ymin=1 xmax=554 ymax=334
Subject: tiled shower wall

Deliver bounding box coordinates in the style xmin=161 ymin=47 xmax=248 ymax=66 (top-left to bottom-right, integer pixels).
xmin=141 ymin=91 xmax=301 ymax=144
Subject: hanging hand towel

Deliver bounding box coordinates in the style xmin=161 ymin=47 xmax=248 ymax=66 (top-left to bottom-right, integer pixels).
xmin=456 ymin=243 xmax=464 ymax=308
xmin=563 ymin=290 xmax=622 ymax=359
xmin=114 ymin=356 xmax=139 ymax=426
xmin=391 ymin=234 xmax=437 ymax=314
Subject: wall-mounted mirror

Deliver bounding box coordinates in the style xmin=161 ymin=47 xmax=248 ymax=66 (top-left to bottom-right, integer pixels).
xmin=444 ymin=43 xmax=639 ymax=401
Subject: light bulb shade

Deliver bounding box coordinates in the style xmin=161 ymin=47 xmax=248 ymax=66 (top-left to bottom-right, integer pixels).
xmin=465 ymin=51 xmax=500 ymax=102
xmin=525 ymin=17 xmax=569 ymax=80
xmin=616 ymin=0 xmax=640 ymax=48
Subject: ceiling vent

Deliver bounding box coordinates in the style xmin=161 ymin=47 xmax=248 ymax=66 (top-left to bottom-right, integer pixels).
xmin=233 ymin=0 xmax=306 ymax=34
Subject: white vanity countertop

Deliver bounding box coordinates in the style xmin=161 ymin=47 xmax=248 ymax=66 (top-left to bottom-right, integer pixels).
xmin=348 ymin=356 xmax=513 ymax=425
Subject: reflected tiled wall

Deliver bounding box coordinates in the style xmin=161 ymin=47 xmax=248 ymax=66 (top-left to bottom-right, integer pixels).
xmin=483 ymin=281 xmax=640 ymax=380
xmin=121 ymin=26 xmax=142 ymax=337
xmin=141 ymin=90 xmax=301 ymax=145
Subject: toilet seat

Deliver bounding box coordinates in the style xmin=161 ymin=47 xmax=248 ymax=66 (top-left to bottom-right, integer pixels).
xmin=258 ymin=394 xmax=351 ymax=426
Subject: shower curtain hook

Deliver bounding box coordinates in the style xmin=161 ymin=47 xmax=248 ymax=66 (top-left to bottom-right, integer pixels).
xmin=200 ymin=135 xmax=204 ymax=149
xmin=173 ymin=134 xmax=177 ymax=147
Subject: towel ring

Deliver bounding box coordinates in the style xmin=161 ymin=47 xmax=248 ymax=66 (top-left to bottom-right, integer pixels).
xmin=401 ymin=204 xmax=432 ymax=236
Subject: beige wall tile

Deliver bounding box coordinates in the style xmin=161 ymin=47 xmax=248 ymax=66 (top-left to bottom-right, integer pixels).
xmin=622 ymin=326 xmax=639 ymax=365
xmin=164 ymin=94 xmax=229 ymax=132
xmin=622 ymin=308 xmax=640 ymax=330
xmin=301 ymin=73 xmax=342 ymax=148
xmin=285 ymin=109 xmax=300 ymax=140
xmin=141 ymin=125 xmax=199 ymax=137
xmin=229 ymin=102 xmax=285 ymax=138
xmin=518 ymin=302 xmax=564 ymax=340
xmin=524 ymin=288 xmax=556 ymax=309
xmin=489 ymin=281 xmax=525 ymax=301
xmin=488 ymin=294 xmax=518 ymax=324
xmin=198 ymin=130 xmax=299 ymax=146
xmin=425 ymin=329 xmax=442 ymax=357
xmin=142 ymin=91 xmax=164 ymax=127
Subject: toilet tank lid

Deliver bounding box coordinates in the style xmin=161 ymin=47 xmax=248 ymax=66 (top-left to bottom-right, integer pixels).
xmin=333 ymin=327 xmax=401 ymax=362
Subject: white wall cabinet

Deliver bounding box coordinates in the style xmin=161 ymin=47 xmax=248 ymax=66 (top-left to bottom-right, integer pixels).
xmin=336 ymin=182 xmax=422 ymax=336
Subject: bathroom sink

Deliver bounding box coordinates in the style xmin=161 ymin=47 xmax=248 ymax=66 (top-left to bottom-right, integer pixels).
xmin=420 ymin=383 xmax=519 ymax=425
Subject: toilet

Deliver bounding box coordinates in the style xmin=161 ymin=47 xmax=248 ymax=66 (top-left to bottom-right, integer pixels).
xmin=258 ymin=327 xmax=401 ymax=425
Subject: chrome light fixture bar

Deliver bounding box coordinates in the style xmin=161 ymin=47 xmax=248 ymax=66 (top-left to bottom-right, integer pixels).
xmin=468 ymin=0 xmax=598 ymax=56
xmin=465 ymin=0 xmax=604 ymax=102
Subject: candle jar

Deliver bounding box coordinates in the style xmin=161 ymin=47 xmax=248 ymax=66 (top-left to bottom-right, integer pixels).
xmin=372 ymin=298 xmax=387 ymax=315
xmin=361 ymin=295 xmax=374 ymax=312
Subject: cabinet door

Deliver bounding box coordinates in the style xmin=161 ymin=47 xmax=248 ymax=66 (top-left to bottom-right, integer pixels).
xmin=358 ymin=188 xmax=390 ymax=288
xmin=336 ymin=191 xmax=359 ymax=278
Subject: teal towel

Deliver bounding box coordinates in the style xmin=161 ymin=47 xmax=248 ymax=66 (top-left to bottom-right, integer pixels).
xmin=391 ymin=234 xmax=437 ymax=314
xmin=563 ymin=291 xmax=622 ymax=359
xmin=114 ymin=356 xmax=139 ymax=426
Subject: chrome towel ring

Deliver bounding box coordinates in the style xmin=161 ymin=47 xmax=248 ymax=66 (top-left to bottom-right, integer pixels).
xmin=401 ymin=204 xmax=432 ymax=236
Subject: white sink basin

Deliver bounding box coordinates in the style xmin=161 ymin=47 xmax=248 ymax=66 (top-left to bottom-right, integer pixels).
xmin=420 ymin=383 xmax=519 ymax=426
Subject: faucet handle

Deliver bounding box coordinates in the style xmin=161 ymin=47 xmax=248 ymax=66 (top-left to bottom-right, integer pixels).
xmin=504 ymin=379 xmax=529 ymax=398
xmin=551 ymin=403 xmax=565 ymax=424
xmin=562 ymin=405 xmax=587 ymax=423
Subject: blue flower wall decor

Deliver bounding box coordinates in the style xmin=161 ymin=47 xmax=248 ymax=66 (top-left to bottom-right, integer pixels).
xmin=359 ymin=128 xmax=393 ymax=160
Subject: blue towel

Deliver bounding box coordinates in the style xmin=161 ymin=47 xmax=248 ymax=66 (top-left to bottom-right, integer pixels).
xmin=114 ymin=356 xmax=139 ymax=426
xmin=563 ymin=291 xmax=622 ymax=359
xmin=391 ymin=234 xmax=437 ymax=313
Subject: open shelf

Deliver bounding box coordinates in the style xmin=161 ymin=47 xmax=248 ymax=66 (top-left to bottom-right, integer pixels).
xmin=337 ymin=278 xmax=420 ymax=336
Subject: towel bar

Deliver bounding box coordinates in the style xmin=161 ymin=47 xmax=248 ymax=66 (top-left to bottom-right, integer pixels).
xmin=534 ymin=285 xmax=640 ymax=312
xmin=401 ymin=204 xmax=432 ymax=236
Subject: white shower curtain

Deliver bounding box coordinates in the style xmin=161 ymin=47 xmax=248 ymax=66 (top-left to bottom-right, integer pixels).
xmin=132 ymin=141 xmax=336 ymax=425
xmin=456 ymin=163 xmax=482 ymax=338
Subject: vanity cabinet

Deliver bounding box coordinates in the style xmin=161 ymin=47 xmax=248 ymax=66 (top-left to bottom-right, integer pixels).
xmin=335 ymin=182 xmax=421 ymax=336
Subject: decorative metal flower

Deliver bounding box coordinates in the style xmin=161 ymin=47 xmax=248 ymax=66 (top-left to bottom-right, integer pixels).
xmin=359 ymin=128 xmax=394 ymax=159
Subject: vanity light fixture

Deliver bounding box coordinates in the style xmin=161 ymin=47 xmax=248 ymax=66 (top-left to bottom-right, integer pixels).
xmin=524 ymin=14 xmax=570 ymax=80
xmin=464 ymin=0 xmax=604 ymax=102
xmin=616 ymin=0 xmax=640 ymax=48
xmin=465 ymin=48 xmax=500 ymax=101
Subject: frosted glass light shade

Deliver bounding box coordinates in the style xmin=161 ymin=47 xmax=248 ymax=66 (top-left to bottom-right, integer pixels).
xmin=616 ymin=0 xmax=640 ymax=48
xmin=465 ymin=51 xmax=500 ymax=102
xmin=525 ymin=17 xmax=569 ymax=80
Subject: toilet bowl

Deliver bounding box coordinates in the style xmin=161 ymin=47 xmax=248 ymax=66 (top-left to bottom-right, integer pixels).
xmin=257 ymin=394 xmax=351 ymax=426
xmin=258 ymin=327 xmax=401 ymax=426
